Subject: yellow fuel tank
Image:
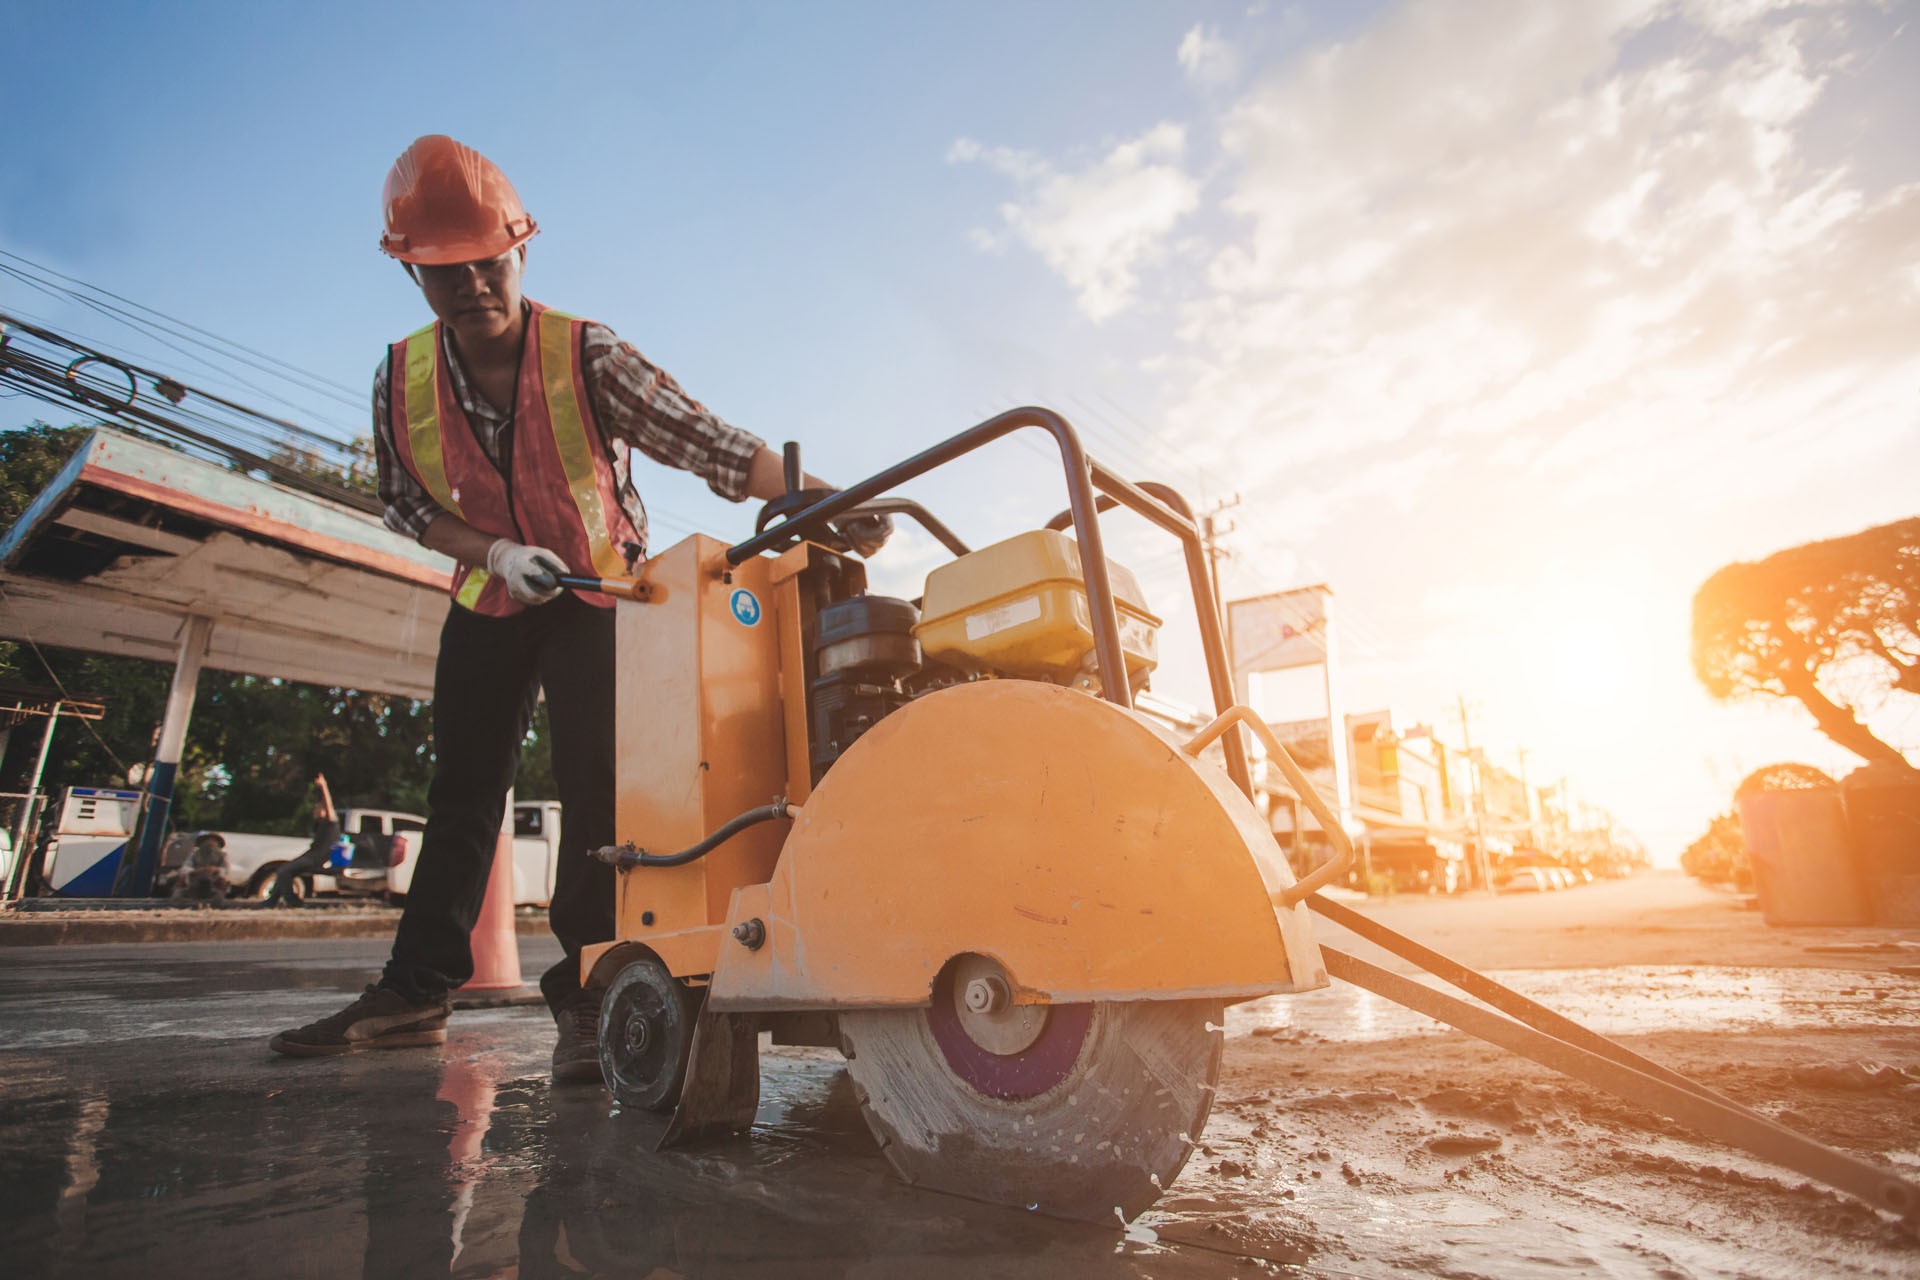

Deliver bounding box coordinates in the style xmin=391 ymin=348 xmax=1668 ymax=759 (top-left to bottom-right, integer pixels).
xmin=913 ymin=529 xmax=1160 ymax=680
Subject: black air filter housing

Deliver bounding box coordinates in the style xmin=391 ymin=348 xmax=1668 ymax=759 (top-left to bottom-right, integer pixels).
xmin=815 ymin=595 xmax=920 ymax=681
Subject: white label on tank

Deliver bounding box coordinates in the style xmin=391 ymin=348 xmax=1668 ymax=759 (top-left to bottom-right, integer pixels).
xmin=965 ymin=594 xmax=1043 ymax=641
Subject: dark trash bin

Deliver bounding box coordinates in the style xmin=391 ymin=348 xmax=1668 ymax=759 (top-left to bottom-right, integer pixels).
xmin=1842 ymin=763 xmax=1920 ymax=927
xmin=1735 ymin=764 xmax=1866 ymax=926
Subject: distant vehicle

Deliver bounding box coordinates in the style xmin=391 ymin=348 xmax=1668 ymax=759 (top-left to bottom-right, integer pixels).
xmin=219 ymin=807 xmax=426 ymax=904
xmin=1497 ymin=867 xmax=1553 ymax=893
xmin=384 ymin=799 xmax=563 ymax=908
xmin=1547 ymin=866 xmax=1577 ymax=889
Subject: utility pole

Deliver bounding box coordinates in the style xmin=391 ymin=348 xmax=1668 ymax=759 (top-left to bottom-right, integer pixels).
xmin=1456 ymin=694 xmax=1490 ymax=892
xmin=1200 ymin=494 xmax=1239 ymax=643
xmin=1516 ymin=745 xmax=1535 ymax=849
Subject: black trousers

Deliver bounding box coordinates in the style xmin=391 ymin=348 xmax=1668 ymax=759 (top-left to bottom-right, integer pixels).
xmin=383 ymin=595 xmax=616 ymax=1012
xmin=266 ymin=819 xmax=341 ymax=905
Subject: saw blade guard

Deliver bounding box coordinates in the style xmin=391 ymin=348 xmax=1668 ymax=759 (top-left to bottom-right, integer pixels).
xmin=708 ymin=678 xmax=1327 ymax=1013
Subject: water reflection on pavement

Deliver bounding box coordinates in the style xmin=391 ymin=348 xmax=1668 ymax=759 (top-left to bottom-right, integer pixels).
xmin=0 ymin=941 xmax=1245 ymax=1279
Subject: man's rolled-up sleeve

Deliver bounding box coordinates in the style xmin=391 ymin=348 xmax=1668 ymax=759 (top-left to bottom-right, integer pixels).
xmin=584 ymin=325 xmax=766 ymax=501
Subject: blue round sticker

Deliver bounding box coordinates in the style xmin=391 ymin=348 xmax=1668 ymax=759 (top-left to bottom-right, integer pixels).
xmin=729 ymin=588 xmax=762 ymax=627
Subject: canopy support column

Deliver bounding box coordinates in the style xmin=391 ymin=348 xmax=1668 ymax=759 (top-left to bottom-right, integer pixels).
xmin=116 ymin=615 xmax=213 ymax=896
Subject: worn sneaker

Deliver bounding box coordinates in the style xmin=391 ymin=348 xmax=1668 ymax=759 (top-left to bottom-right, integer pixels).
xmin=552 ymin=991 xmax=605 ymax=1085
xmin=268 ymin=984 xmax=450 ymax=1057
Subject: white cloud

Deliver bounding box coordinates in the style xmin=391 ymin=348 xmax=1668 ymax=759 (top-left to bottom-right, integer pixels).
xmin=1159 ymin=0 xmax=1919 ymax=496
xmin=949 ymin=0 xmax=1920 ymax=848
xmin=949 ymin=124 xmax=1201 ymax=322
xmin=1178 ymin=24 xmax=1239 ymax=86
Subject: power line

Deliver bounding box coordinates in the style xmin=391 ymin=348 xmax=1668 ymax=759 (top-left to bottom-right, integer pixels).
xmin=0 ymin=261 xmax=362 ymax=430
xmin=0 ymin=311 xmax=378 ymax=512
xmin=0 ymin=249 xmax=361 ymax=403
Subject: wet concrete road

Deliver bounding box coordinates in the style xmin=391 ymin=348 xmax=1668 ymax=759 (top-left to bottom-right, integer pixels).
xmin=3 ymin=904 xmax=1917 ymax=1278
xmin=0 ymin=938 xmax=1241 ymax=1279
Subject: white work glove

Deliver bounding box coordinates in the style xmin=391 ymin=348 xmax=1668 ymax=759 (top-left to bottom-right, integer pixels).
xmin=485 ymin=539 xmax=567 ymax=606
xmin=833 ymin=510 xmax=894 ymax=559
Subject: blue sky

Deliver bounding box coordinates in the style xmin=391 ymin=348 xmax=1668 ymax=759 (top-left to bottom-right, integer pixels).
xmin=3 ymin=1 xmax=1916 ymax=857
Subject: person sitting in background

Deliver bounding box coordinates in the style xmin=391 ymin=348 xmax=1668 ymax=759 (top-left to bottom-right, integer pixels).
xmin=265 ymin=774 xmax=340 ymax=908
xmin=174 ymin=832 xmax=231 ymax=900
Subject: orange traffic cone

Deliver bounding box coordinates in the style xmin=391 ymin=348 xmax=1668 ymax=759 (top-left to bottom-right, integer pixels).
xmin=465 ymin=802 xmax=522 ymax=991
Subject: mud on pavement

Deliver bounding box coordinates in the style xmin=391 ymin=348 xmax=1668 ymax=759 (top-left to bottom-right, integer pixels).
xmin=1164 ymin=972 xmax=1920 ymax=1279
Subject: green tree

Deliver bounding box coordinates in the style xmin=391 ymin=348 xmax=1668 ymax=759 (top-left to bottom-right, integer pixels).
xmin=1693 ymin=518 xmax=1920 ymax=778
xmin=0 ymin=422 xmax=91 ymax=525
xmin=1680 ymin=811 xmax=1750 ymax=889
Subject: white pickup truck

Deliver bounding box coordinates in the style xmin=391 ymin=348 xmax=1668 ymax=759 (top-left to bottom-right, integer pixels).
xmin=212 ymin=808 xmax=427 ymax=903
xmin=381 ymin=799 xmax=564 ymax=908
xmin=41 ymin=787 xmax=563 ymax=906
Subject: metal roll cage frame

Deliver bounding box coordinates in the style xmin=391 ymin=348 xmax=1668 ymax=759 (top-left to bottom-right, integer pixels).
xmin=724 ymin=406 xmax=1253 ymax=797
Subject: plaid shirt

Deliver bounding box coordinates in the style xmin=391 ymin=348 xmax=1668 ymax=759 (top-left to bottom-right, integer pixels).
xmin=372 ymin=308 xmax=764 ymax=555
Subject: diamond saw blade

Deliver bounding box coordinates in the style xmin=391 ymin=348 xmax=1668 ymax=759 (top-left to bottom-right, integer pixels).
xmin=839 ymin=967 xmax=1224 ymax=1223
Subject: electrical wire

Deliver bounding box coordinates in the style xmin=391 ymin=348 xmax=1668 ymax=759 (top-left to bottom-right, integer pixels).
xmin=0 ymin=310 xmax=377 ymax=510
xmin=0 ymin=249 xmax=362 ymax=404
xmin=0 ymin=262 xmax=362 ymax=429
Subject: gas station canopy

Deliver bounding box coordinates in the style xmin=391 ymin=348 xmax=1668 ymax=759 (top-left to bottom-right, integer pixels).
xmin=0 ymin=428 xmax=450 ymax=698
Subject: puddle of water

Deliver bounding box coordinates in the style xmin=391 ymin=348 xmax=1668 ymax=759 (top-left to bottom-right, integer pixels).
xmin=1230 ymin=965 xmax=1920 ymax=1041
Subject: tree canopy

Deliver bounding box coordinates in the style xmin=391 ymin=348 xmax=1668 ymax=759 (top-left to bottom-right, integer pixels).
xmin=1692 ymin=517 xmax=1920 ymax=776
xmin=0 ymin=422 xmax=91 ymax=526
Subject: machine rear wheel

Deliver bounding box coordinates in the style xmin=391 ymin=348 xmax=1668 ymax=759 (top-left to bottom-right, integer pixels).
xmin=598 ymin=957 xmax=700 ymax=1112
xmin=839 ymin=955 xmax=1224 ymax=1222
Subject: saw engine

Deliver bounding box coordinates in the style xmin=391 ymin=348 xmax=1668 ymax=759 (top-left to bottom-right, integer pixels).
xmin=805 ymin=527 xmax=1162 ymax=781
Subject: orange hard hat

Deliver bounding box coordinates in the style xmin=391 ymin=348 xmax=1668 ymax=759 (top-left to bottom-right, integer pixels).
xmin=379 ymin=134 xmax=539 ymax=265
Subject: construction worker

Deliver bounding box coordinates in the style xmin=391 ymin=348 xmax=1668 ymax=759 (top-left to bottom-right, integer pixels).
xmin=269 ymin=134 xmax=888 ymax=1080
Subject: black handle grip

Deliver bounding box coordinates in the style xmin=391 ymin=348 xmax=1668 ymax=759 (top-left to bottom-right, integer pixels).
xmin=783 ymin=441 xmax=802 ymax=494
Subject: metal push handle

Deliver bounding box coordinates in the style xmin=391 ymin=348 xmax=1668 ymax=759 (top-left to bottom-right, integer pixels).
xmin=725 ymin=409 xmax=1133 ymax=711
xmin=1183 ymin=704 xmax=1354 ymax=906
xmin=720 ymin=408 xmax=1257 ymax=797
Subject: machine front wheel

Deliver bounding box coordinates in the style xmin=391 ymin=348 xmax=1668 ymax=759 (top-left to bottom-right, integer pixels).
xmin=598 ymin=956 xmax=700 ymax=1111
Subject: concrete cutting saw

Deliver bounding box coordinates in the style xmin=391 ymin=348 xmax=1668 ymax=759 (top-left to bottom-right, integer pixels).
xmin=573 ymin=409 xmax=1920 ymax=1226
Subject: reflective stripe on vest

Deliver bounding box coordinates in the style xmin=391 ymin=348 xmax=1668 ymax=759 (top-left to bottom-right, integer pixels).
xmin=535 ymin=310 xmax=625 ymax=579
xmin=399 ymin=321 xmax=494 ymax=606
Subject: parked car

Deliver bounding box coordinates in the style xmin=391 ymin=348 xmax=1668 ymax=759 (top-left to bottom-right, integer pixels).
xmin=384 ymin=799 xmax=562 ymax=908
xmin=1497 ymin=867 xmax=1554 ymax=893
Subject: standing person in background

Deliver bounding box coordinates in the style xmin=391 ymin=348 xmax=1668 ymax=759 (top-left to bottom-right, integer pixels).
xmin=265 ymin=773 xmax=340 ymax=908
xmin=269 ymin=134 xmax=889 ymax=1081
